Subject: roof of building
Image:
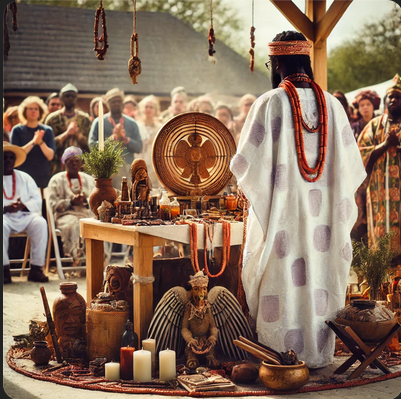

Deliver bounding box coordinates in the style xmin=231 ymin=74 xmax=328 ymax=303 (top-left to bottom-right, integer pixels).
xmin=3 ymin=3 xmax=271 ymax=98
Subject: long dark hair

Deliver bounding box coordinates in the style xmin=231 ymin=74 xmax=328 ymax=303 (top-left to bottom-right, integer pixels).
xmin=270 ymin=31 xmax=314 ymax=81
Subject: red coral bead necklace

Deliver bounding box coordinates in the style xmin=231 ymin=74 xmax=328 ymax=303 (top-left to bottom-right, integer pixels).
xmin=3 ymin=171 xmax=16 ymax=200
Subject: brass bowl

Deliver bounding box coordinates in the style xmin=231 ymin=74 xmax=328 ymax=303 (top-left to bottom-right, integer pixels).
xmin=259 ymin=361 xmax=309 ymax=392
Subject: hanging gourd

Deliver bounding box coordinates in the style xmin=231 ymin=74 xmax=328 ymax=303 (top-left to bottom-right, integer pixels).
xmin=128 ymin=0 xmax=141 ymax=84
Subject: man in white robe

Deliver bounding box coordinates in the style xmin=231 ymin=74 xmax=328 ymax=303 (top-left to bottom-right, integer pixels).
xmin=3 ymin=142 xmax=48 ymax=283
xmin=230 ymin=31 xmax=366 ymax=368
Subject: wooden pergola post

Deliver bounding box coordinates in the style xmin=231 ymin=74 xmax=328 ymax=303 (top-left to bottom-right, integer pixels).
xmin=270 ymin=0 xmax=353 ymax=90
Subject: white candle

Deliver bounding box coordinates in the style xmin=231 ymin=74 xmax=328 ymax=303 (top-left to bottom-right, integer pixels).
xmin=159 ymin=348 xmax=176 ymax=381
xmin=133 ymin=348 xmax=152 ymax=382
xmin=142 ymin=338 xmax=156 ymax=376
xmin=98 ymin=100 xmax=104 ymax=151
xmin=105 ymin=361 xmax=120 ymax=381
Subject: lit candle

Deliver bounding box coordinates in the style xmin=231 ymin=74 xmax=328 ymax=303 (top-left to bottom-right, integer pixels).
xmin=133 ymin=348 xmax=152 ymax=382
xmin=142 ymin=338 xmax=156 ymax=376
xmin=98 ymin=99 xmax=104 ymax=151
xmin=159 ymin=348 xmax=176 ymax=381
xmin=120 ymin=347 xmax=135 ymax=380
xmin=105 ymin=361 xmax=120 ymax=381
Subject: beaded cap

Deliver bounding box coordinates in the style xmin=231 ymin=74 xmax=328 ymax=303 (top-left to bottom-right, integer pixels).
xmin=267 ymin=40 xmax=312 ymax=56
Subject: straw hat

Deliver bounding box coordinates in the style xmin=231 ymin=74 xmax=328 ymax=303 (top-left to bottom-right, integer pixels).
xmin=104 ymin=88 xmax=125 ymax=104
xmin=3 ymin=141 xmax=27 ymax=167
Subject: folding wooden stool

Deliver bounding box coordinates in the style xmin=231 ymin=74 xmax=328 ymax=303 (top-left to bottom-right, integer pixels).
xmin=326 ymin=320 xmax=401 ymax=380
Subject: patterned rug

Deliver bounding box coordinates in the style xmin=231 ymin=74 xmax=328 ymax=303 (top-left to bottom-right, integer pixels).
xmin=7 ymin=347 xmax=401 ymax=397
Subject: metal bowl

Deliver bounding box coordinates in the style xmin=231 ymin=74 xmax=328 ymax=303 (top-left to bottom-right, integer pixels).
xmin=259 ymin=361 xmax=309 ymax=392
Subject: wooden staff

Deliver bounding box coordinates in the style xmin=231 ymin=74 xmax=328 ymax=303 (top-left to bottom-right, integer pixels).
xmin=40 ymin=286 xmax=63 ymax=363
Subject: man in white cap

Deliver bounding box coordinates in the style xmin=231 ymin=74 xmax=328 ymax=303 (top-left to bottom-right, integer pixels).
xmin=3 ymin=142 xmax=49 ymax=283
xmin=44 ymin=83 xmax=91 ymax=175
xmin=88 ymin=87 xmax=143 ymax=189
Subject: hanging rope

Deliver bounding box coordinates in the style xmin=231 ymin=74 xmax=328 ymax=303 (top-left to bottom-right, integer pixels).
xmin=208 ymin=0 xmax=216 ymax=63
xmin=128 ymin=0 xmax=141 ymax=84
xmin=249 ymin=0 xmax=255 ymax=73
xmin=93 ymin=0 xmax=109 ymax=60
xmin=10 ymin=0 xmax=17 ymax=32
xmin=3 ymin=5 xmax=10 ymax=61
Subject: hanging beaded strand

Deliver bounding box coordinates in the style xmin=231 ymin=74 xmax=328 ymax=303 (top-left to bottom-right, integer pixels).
xmin=93 ymin=0 xmax=108 ymax=60
xmin=249 ymin=0 xmax=255 ymax=73
xmin=3 ymin=5 xmax=10 ymax=61
xmin=279 ymin=73 xmax=328 ymax=182
xmin=10 ymin=0 xmax=17 ymax=32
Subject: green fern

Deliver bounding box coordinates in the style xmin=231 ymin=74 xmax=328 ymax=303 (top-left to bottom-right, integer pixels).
xmin=79 ymin=138 xmax=126 ymax=179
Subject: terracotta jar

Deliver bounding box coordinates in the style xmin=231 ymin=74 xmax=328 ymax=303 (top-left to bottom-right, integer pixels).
xmin=225 ymin=194 xmax=238 ymax=211
xmin=53 ymin=282 xmax=86 ymax=359
xmin=89 ymin=178 xmax=117 ymax=218
xmin=30 ymin=341 xmax=51 ymax=365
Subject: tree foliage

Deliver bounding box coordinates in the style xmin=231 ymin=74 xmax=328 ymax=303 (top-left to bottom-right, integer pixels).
xmin=328 ymin=5 xmax=401 ymax=93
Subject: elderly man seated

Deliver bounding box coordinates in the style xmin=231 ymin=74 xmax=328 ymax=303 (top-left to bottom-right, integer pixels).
xmin=47 ymin=146 xmax=95 ymax=266
xmin=3 ymin=142 xmax=48 ymax=283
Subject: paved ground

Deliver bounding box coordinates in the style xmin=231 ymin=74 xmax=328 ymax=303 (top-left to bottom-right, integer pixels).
xmin=3 ymin=270 xmax=401 ymax=399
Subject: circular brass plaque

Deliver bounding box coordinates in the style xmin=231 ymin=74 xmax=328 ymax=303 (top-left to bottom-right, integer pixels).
xmin=152 ymin=112 xmax=236 ymax=196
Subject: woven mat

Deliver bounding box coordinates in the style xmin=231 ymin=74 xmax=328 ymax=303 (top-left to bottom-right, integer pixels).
xmin=7 ymin=347 xmax=401 ymax=397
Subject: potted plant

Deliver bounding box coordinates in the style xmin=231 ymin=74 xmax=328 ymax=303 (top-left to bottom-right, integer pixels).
xmin=80 ymin=138 xmax=126 ymax=218
xmin=351 ymin=232 xmax=396 ymax=301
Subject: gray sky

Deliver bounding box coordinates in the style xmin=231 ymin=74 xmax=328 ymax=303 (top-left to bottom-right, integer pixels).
xmin=225 ymin=0 xmax=398 ymax=54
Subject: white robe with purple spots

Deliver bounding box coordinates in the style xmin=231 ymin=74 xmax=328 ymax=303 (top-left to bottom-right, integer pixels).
xmin=230 ymin=88 xmax=366 ymax=368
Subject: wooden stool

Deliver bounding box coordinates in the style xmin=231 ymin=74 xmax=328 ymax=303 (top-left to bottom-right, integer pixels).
xmin=326 ymin=320 xmax=401 ymax=380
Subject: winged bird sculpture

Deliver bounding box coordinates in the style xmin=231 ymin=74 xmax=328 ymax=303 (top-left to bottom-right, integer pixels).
xmin=147 ymin=270 xmax=253 ymax=369
xmin=174 ymin=133 xmax=217 ymax=185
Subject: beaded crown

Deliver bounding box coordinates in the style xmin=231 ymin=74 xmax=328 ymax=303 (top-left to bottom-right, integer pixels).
xmin=386 ymin=74 xmax=401 ymax=95
xmin=189 ymin=270 xmax=209 ymax=287
xmin=267 ymin=40 xmax=312 ymax=56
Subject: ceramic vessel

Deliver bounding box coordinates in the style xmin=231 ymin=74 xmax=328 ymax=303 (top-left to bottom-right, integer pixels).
xmin=89 ymin=178 xmax=117 ymax=218
xmin=30 ymin=341 xmax=52 ymax=365
xmin=335 ymin=299 xmax=397 ymax=343
xmin=259 ymin=361 xmax=309 ymax=392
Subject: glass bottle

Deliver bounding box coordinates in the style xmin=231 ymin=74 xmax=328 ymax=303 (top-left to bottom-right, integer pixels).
xmin=121 ymin=176 xmax=129 ymax=201
xmin=121 ymin=319 xmax=138 ymax=349
xmin=120 ymin=319 xmax=138 ymax=380
xmin=159 ymin=191 xmax=171 ymax=220
xmin=170 ymin=197 xmax=180 ymax=219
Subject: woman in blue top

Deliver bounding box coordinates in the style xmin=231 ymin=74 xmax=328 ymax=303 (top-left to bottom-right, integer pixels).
xmin=10 ymin=96 xmax=56 ymax=189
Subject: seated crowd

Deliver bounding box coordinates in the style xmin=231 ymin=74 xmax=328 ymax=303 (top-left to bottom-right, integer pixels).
xmin=3 ymin=82 xmax=384 ymax=284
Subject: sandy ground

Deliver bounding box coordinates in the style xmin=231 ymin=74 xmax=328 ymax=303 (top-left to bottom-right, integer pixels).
xmin=3 ymin=271 xmax=401 ymax=399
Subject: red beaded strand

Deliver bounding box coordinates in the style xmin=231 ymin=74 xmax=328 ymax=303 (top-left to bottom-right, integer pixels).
xmin=3 ymin=171 xmax=16 ymax=200
xmin=279 ymin=73 xmax=328 ymax=182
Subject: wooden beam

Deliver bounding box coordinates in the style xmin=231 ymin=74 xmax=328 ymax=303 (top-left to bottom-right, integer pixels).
xmin=270 ymin=0 xmax=315 ymax=41
xmin=315 ymin=0 xmax=353 ymax=43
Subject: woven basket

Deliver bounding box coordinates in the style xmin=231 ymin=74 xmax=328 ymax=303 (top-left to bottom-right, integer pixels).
xmin=86 ymin=308 xmax=129 ymax=362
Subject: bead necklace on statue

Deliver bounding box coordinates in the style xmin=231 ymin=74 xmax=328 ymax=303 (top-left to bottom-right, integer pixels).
xmin=279 ymin=73 xmax=328 ymax=182
xmin=3 ymin=171 xmax=16 ymax=200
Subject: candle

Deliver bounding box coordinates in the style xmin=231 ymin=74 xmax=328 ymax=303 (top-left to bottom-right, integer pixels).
xmin=142 ymin=338 xmax=156 ymax=376
xmin=98 ymin=100 xmax=104 ymax=151
xmin=105 ymin=361 xmax=120 ymax=381
xmin=120 ymin=347 xmax=135 ymax=380
xmin=133 ymin=349 xmax=152 ymax=382
xmin=159 ymin=348 xmax=176 ymax=381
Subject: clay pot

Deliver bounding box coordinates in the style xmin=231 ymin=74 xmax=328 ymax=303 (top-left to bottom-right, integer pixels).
xmin=89 ymin=178 xmax=117 ymax=218
xmin=335 ymin=299 xmax=398 ymax=343
xmin=259 ymin=361 xmax=309 ymax=392
xmin=30 ymin=341 xmax=51 ymax=365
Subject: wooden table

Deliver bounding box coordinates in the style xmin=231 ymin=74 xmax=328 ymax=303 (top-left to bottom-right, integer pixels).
xmin=80 ymin=218 xmax=244 ymax=343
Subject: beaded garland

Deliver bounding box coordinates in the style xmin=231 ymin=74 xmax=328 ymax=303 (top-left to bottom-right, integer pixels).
xmin=181 ymin=220 xmax=231 ymax=278
xmin=3 ymin=171 xmax=16 ymax=200
xmin=66 ymin=172 xmax=82 ymax=192
xmin=279 ymin=73 xmax=328 ymax=182
xmin=93 ymin=0 xmax=108 ymax=60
